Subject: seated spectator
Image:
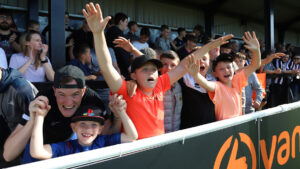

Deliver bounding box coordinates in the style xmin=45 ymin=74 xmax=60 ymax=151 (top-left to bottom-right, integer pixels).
xmin=233 ymin=52 xmax=263 ymax=114
xmin=125 ymin=21 xmax=139 ymax=42
xmin=177 ymin=34 xmax=197 ymax=60
xmin=180 ymin=47 xmax=216 ymax=129
xmin=23 ymin=94 xmax=137 ymax=163
xmin=68 ymin=20 xmax=94 ymax=61
xmin=160 ymin=51 xmax=183 ymax=133
xmin=68 ymin=43 xmax=97 ymax=80
xmin=0 ymin=47 xmax=7 ymax=69
xmin=26 ymin=20 xmax=47 ymax=44
xmin=155 ymin=25 xmax=172 ymax=52
xmin=105 ymin=12 xmax=131 ymax=79
xmin=132 ymin=27 xmax=150 ymax=51
xmin=83 ymin=2 xmax=232 ymax=139
xmin=173 ymin=27 xmax=186 ymax=48
xmin=0 ymin=68 xmax=37 ymax=167
xmin=9 ymin=31 xmax=54 ymax=82
xmin=185 ymin=32 xmax=260 ymax=120
xmin=3 ymin=65 xmax=120 ymax=162
xmin=0 ymin=11 xmax=21 ymax=61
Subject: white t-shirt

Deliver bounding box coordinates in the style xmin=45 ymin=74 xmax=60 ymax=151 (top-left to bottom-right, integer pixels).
xmin=132 ymin=41 xmax=149 ymax=51
xmin=9 ymin=53 xmax=52 ymax=82
xmin=0 ymin=48 xmax=7 ymax=69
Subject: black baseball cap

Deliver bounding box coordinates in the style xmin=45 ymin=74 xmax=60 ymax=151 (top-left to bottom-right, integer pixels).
xmin=71 ymin=104 xmax=107 ymax=125
xmin=131 ymin=55 xmax=163 ymax=73
xmin=54 ymin=65 xmax=85 ymax=88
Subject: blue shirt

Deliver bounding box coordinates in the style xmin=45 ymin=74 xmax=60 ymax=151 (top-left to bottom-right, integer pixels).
xmin=68 ymin=59 xmax=93 ymax=76
xmin=22 ymin=134 xmax=121 ymax=164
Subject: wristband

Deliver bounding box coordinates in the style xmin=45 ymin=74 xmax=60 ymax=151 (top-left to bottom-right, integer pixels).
xmin=41 ymin=58 xmax=48 ymax=64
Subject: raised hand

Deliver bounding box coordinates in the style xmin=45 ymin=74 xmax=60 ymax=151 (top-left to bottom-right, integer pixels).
xmin=192 ymin=34 xmax=233 ymax=60
xmin=185 ymin=54 xmax=200 ymax=77
xmin=109 ymin=94 xmax=127 ymax=118
xmin=243 ymin=32 xmax=260 ymax=52
xmin=82 ymin=3 xmax=111 ymax=33
xmin=113 ymin=37 xmax=134 ymax=52
xmin=29 ymin=96 xmax=51 ymax=118
xmin=206 ymin=34 xmax=234 ymax=50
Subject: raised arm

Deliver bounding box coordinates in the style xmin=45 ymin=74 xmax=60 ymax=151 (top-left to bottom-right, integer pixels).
xmin=3 ymin=96 xmax=48 ymax=161
xmin=261 ymin=53 xmax=285 ymax=66
xmin=83 ymin=3 xmax=122 ymax=93
xmin=242 ymin=32 xmax=261 ymax=78
xmin=113 ymin=37 xmax=143 ymax=57
xmin=184 ymin=54 xmax=216 ymax=92
xmin=109 ymin=94 xmax=138 ymax=142
xmin=168 ymin=34 xmax=234 ymax=85
xmin=30 ymin=101 xmax=52 ymax=160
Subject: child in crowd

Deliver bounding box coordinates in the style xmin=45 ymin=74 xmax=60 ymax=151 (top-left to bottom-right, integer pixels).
xmin=180 ymin=47 xmax=216 ymax=129
xmin=68 ymin=43 xmax=97 ymax=80
xmin=23 ymin=94 xmax=137 ymax=163
xmin=83 ymin=2 xmax=233 ymax=139
xmin=185 ymin=32 xmax=261 ymax=120
xmin=233 ymin=52 xmax=263 ymax=114
xmin=159 ymin=51 xmax=182 ymax=133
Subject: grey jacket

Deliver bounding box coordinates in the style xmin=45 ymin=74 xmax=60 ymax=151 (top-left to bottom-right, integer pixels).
xmin=163 ymin=82 xmax=182 ymax=133
xmin=245 ymin=73 xmax=263 ymax=114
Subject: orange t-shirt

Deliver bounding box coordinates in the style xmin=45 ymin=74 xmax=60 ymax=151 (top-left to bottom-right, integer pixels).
xmin=114 ymin=73 xmax=171 ymax=139
xmin=208 ymin=70 xmax=248 ymax=121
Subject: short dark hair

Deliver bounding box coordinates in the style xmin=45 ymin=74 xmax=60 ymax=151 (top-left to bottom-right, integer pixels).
xmin=221 ymin=43 xmax=231 ymax=49
xmin=212 ymin=53 xmax=233 ymax=71
xmin=160 ymin=50 xmax=179 ymax=62
xmin=140 ymin=27 xmax=150 ymax=37
xmin=193 ymin=24 xmax=204 ymax=32
xmin=160 ymin=25 xmax=169 ymax=32
xmin=177 ymin=27 xmax=185 ymax=34
xmin=114 ymin=12 xmax=128 ymax=25
xmin=73 ymin=43 xmax=90 ymax=59
xmin=28 ymin=20 xmax=39 ymax=28
xmin=128 ymin=21 xmax=137 ymax=29
xmin=185 ymin=34 xmax=197 ymax=43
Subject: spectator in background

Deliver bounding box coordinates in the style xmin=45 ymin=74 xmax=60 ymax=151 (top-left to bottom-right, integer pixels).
xmin=233 ymin=52 xmax=263 ymax=114
xmin=160 ymin=51 xmax=182 ymax=133
xmin=155 ymin=25 xmax=172 ymax=52
xmin=68 ymin=43 xmax=97 ymax=81
xmin=68 ymin=20 xmax=94 ymax=61
xmin=0 ymin=12 xmax=21 ymax=61
xmin=106 ymin=12 xmax=131 ymax=79
xmin=9 ymin=31 xmax=54 ymax=82
xmin=132 ymin=27 xmax=150 ymax=51
xmin=25 ymin=20 xmax=47 ymax=44
xmin=0 ymin=47 xmax=7 ymax=69
xmin=193 ymin=24 xmax=206 ymax=45
xmin=125 ymin=21 xmax=139 ymax=42
xmin=173 ymin=27 xmax=186 ymax=48
xmin=177 ymin=34 xmax=197 ymax=60
xmin=220 ymin=43 xmax=232 ymax=54
xmin=290 ymin=53 xmax=300 ymax=102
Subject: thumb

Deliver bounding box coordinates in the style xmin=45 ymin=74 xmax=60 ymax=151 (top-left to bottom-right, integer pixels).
xmin=103 ymin=16 xmax=111 ymax=26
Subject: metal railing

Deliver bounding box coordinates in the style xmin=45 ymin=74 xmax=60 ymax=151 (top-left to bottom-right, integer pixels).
xmin=8 ymin=101 xmax=300 ymax=169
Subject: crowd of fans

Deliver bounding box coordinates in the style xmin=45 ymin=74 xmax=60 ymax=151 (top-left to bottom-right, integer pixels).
xmin=0 ymin=2 xmax=300 ymax=167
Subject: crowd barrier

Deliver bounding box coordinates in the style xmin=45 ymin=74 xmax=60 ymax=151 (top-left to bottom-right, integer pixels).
xmin=8 ymin=101 xmax=300 ymax=169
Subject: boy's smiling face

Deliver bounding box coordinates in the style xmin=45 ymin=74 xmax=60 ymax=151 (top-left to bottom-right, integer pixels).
xmin=213 ymin=61 xmax=234 ymax=86
xmin=71 ymin=121 xmax=103 ymax=147
xmin=131 ymin=63 xmax=158 ymax=95
xmin=199 ymin=54 xmax=210 ymax=76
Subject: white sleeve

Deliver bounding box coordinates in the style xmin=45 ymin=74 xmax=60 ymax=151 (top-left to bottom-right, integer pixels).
xmin=0 ymin=48 xmax=7 ymax=69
